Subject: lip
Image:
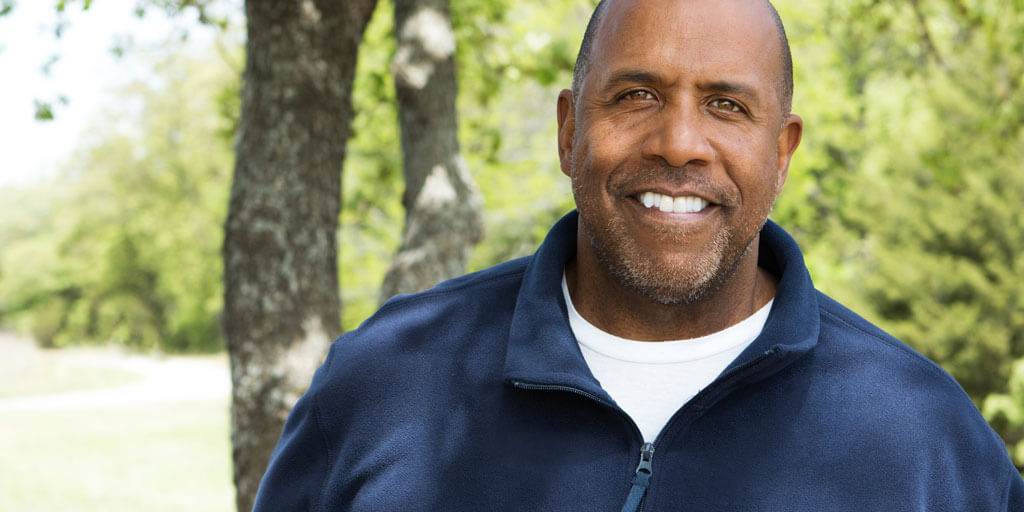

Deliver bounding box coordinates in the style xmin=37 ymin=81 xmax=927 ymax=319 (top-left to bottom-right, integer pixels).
xmin=625 ymin=188 xmax=718 ymax=204
xmin=624 ymin=194 xmax=721 ymax=223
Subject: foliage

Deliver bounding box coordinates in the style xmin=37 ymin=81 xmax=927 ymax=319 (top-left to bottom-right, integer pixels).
xmin=0 ymin=44 xmax=236 ymax=352
xmin=454 ymin=0 xmax=585 ymax=271
xmin=2 ymin=0 xmax=1023 ymax=466
xmin=339 ymin=0 xmax=404 ymax=329
xmin=774 ymin=0 xmax=1024 ymax=464
xmin=56 ymin=0 xmax=94 ymax=12
xmin=339 ymin=0 xmax=587 ymax=328
xmin=985 ymin=358 xmax=1024 ymax=463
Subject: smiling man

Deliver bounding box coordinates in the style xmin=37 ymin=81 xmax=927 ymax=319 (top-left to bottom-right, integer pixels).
xmin=252 ymin=1 xmax=1023 ymax=511
xmin=560 ymin=0 xmax=801 ymax=342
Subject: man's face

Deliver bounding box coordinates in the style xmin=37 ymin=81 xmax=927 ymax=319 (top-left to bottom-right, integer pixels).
xmin=558 ymin=0 xmax=802 ymax=305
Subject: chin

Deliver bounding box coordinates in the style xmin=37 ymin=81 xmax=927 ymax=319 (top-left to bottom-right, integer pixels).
xmin=581 ymin=211 xmax=758 ymax=306
xmin=631 ymin=274 xmax=722 ymax=306
xmin=586 ymin=224 xmax=730 ymax=305
xmin=612 ymin=253 xmax=728 ymax=306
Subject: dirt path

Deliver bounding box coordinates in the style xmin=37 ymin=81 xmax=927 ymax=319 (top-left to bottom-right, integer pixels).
xmin=0 ymin=332 xmax=230 ymax=413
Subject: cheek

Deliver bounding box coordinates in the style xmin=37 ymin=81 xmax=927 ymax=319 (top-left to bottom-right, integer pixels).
xmin=718 ymin=148 xmax=782 ymax=210
xmin=730 ymin=132 xmax=780 ymax=172
xmin=570 ymin=129 xmax=613 ymax=184
xmin=749 ymin=163 xmax=783 ymax=210
xmin=578 ymin=119 xmax=639 ymax=160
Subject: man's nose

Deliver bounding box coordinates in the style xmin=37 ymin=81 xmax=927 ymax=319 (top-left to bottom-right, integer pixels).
xmin=640 ymin=103 xmax=714 ymax=168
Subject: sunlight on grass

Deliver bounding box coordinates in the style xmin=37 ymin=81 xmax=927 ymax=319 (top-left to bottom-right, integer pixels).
xmin=0 ymin=400 xmax=235 ymax=512
xmin=0 ymin=352 xmax=143 ymax=398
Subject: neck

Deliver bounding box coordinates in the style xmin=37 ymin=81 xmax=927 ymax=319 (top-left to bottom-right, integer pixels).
xmin=565 ymin=235 xmax=777 ymax=341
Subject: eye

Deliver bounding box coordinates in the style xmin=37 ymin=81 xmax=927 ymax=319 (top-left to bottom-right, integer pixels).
xmin=619 ymin=89 xmax=656 ymax=102
xmin=708 ymin=98 xmax=745 ymax=114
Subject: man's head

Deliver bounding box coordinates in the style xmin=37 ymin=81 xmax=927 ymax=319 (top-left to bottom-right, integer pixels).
xmin=557 ymin=0 xmax=803 ymax=307
xmin=571 ymin=0 xmax=794 ymax=118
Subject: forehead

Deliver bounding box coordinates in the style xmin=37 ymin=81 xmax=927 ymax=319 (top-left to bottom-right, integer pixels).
xmin=588 ymin=0 xmax=782 ymax=94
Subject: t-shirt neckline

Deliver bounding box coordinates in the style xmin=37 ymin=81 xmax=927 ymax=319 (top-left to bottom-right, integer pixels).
xmin=561 ymin=273 xmax=774 ymax=364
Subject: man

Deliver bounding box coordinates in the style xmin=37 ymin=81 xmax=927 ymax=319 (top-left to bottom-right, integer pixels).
xmin=253 ymin=0 xmax=1024 ymax=510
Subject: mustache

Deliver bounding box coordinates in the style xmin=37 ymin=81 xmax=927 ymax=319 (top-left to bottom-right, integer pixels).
xmin=604 ymin=164 xmax=739 ymax=206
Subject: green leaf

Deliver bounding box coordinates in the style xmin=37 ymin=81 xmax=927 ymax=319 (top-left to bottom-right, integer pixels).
xmin=33 ymin=100 xmax=54 ymax=121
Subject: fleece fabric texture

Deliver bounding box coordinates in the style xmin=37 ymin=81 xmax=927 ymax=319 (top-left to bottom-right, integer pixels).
xmin=253 ymin=211 xmax=1024 ymax=512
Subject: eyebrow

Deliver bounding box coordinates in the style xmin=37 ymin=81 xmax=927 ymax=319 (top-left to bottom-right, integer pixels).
xmin=698 ymin=80 xmax=761 ymax=101
xmin=601 ymin=69 xmax=663 ymax=91
xmin=599 ymin=71 xmax=763 ymax=104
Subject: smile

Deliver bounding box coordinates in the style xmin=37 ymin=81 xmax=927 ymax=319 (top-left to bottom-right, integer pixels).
xmin=637 ymin=192 xmax=710 ymax=214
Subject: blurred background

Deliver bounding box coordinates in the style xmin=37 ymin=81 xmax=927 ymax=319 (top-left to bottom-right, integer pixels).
xmin=1 ymin=0 xmax=1021 ymax=510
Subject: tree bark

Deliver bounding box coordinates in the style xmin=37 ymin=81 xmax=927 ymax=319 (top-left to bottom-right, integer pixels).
xmin=380 ymin=0 xmax=484 ymax=303
xmin=222 ymin=1 xmax=376 ymax=511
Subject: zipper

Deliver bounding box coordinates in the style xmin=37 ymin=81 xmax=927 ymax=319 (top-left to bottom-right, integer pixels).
xmin=510 ymin=381 xmax=652 ymax=511
xmin=620 ymin=442 xmax=655 ymax=512
xmin=510 ymin=347 xmax=780 ymax=512
xmin=627 ymin=348 xmax=779 ymax=511
xmin=509 ymin=382 xmax=624 ymax=414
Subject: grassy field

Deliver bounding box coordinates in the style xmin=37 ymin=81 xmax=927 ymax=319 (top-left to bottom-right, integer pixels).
xmin=0 ymin=338 xmax=235 ymax=512
xmin=0 ymin=348 xmax=142 ymax=398
xmin=0 ymin=401 xmax=235 ymax=512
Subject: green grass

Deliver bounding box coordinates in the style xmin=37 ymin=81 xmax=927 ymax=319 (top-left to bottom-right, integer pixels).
xmin=0 ymin=354 xmax=143 ymax=398
xmin=0 ymin=400 xmax=235 ymax=512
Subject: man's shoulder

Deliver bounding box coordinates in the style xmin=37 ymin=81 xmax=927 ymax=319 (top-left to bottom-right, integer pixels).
xmin=806 ymin=291 xmax=1007 ymax=449
xmin=326 ymin=255 xmax=532 ymax=365
xmin=374 ymin=255 xmax=531 ymax=319
xmin=812 ymin=290 xmax=953 ymax=382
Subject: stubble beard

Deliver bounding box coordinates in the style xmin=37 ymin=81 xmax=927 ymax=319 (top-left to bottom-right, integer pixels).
xmin=572 ymin=160 xmax=774 ymax=307
xmin=579 ymin=206 xmax=751 ymax=306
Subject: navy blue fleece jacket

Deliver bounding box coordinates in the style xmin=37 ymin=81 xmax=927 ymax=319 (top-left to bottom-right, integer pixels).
xmin=253 ymin=211 xmax=1023 ymax=511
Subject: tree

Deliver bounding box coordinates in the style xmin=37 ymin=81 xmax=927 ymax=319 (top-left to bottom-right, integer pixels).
xmin=3 ymin=2 xmax=579 ymax=508
xmin=773 ymin=0 xmax=1024 ymax=467
xmin=221 ymin=2 xmax=377 ymax=511
xmin=337 ymin=0 xmax=585 ymax=326
xmin=29 ymin=0 xmax=1024 ymax=499
xmin=379 ymin=0 xmax=483 ymax=302
xmin=0 ymin=46 xmax=235 ymax=354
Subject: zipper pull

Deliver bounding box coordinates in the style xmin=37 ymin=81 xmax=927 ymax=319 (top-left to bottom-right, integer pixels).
xmin=619 ymin=442 xmax=655 ymax=512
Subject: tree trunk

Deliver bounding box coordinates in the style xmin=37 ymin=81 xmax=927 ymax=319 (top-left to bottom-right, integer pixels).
xmin=380 ymin=0 xmax=484 ymax=303
xmin=222 ymin=1 xmax=376 ymax=511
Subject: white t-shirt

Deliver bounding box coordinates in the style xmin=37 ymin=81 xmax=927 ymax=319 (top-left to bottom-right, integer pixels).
xmin=562 ymin=275 xmax=773 ymax=442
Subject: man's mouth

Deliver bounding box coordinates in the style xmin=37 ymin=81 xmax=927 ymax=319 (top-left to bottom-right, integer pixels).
xmin=635 ymin=191 xmax=711 ymax=214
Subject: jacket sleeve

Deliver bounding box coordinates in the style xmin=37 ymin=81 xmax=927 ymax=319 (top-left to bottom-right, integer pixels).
xmin=251 ymin=348 xmax=337 ymax=512
xmin=1007 ymin=466 xmax=1024 ymax=511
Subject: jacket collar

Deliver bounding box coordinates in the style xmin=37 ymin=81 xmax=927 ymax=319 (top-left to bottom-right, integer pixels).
xmin=502 ymin=210 xmax=819 ymax=393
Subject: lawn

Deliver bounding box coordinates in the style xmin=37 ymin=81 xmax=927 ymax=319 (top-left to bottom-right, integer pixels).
xmin=0 ymin=350 xmax=143 ymax=398
xmin=0 ymin=400 xmax=235 ymax=512
xmin=0 ymin=339 xmax=235 ymax=512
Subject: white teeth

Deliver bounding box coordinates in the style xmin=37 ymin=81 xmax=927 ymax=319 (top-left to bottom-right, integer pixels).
xmin=673 ymin=196 xmax=687 ymax=213
xmin=659 ymin=194 xmax=673 ymax=212
xmin=639 ymin=192 xmax=710 ymax=214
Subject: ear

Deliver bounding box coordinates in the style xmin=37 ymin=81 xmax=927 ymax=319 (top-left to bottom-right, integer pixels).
xmin=557 ymin=89 xmax=575 ymax=177
xmin=774 ymin=113 xmax=803 ymax=195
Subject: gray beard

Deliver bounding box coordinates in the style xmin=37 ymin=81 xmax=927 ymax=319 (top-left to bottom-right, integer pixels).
xmin=578 ymin=208 xmax=762 ymax=306
xmin=569 ymin=146 xmax=776 ymax=307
